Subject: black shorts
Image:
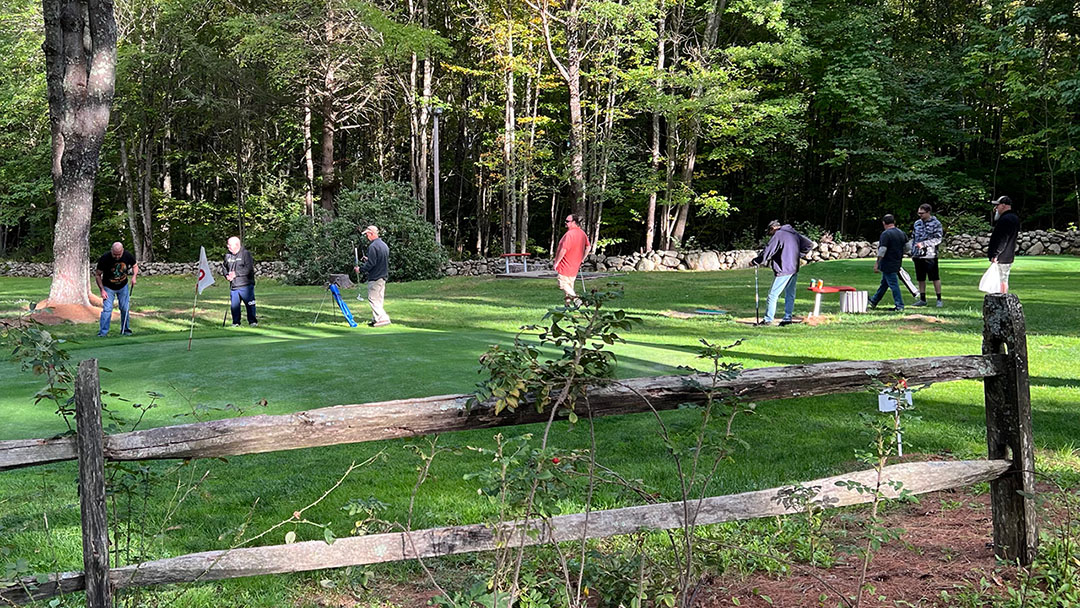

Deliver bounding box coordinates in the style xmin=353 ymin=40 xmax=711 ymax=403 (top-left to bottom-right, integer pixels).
xmin=913 ymin=257 xmax=939 ymax=282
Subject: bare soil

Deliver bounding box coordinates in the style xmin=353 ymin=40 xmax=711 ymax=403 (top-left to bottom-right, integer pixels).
xmin=295 ymin=483 xmax=1041 ymax=608
xmin=699 ymin=486 xmax=1020 ymax=607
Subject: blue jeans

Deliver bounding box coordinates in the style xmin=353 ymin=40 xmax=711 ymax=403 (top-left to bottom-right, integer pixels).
xmin=871 ymin=272 xmax=904 ymax=310
xmin=98 ymin=284 xmax=131 ymax=336
xmin=764 ymin=273 xmax=798 ymax=323
xmin=230 ymin=285 xmax=258 ymax=325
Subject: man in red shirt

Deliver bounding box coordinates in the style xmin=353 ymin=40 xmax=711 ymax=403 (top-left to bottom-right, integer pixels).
xmin=553 ymin=214 xmax=590 ymax=304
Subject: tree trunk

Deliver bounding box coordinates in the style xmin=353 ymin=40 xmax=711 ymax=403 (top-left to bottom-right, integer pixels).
xmin=44 ymin=0 xmax=118 ymax=307
xmin=644 ymin=14 xmax=666 ymax=253
xmin=303 ymin=86 xmax=315 ymax=217
xmin=519 ymin=55 xmax=542 ymax=254
xmin=538 ymin=0 xmax=585 ymax=219
xmin=119 ymin=139 xmax=145 ymax=260
xmin=671 ymin=0 xmax=727 ymax=247
xmin=502 ymin=6 xmax=516 ymax=253
xmin=138 ymin=133 xmax=154 ymax=261
xmin=319 ymin=8 xmax=337 ymax=214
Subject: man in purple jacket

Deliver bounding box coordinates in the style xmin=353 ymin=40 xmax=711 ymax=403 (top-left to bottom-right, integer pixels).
xmin=753 ymin=220 xmax=814 ymax=326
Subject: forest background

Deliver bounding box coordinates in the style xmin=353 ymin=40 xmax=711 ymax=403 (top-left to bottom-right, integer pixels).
xmin=1 ymin=0 xmax=1078 ymax=265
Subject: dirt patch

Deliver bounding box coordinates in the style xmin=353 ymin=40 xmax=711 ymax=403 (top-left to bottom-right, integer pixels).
xmin=31 ymin=303 xmax=108 ymax=325
xmin=699 ymin=486 xmax=1019 ymax=607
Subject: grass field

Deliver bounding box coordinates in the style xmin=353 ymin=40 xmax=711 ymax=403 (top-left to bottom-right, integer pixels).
xmin=1 ymin=257 xmax=1079 ymax=606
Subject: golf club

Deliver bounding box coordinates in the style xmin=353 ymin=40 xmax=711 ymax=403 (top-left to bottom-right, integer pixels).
xmin=124 ymin=274 xmax=135 ymax=334
xmin=754 ymin=264 xmax=760 ymax=324
xmin=222 ymin=305 xmax=229 ymax=328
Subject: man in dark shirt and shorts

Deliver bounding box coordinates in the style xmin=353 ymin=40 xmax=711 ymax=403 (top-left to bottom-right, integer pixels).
xmin=869 ymin=214 xmax=907 ymax=311
xmin=988 ymin=195 xmax=1020 ymax=293
xmin=223 ymin=236 xmax=258 ymax=327
xmin=95 ymin=242 xmax=138 ymax=336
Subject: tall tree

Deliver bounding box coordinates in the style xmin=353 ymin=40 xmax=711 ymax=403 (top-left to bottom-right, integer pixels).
xmin=42 ymin=0 xmax=117 ymax=307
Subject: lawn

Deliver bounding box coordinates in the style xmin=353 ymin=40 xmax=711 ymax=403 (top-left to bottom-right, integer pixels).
xmin=1 ymin=257 xmax=1078 ymax=607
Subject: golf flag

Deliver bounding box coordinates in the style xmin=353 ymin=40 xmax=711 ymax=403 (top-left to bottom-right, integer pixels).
xmin=197 ymin=246 xmax=215 ymax=294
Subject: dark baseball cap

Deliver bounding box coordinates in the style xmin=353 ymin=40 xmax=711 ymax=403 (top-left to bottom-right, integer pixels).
xmin=991 ymin=195 xmax=1012 ymax=206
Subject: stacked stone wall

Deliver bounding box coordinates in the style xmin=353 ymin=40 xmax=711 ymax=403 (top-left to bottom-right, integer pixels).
xmin=0 ymin=261 xmax=290 ymax=280
xmin=3 ymin=230 xmax=1076 ymax=280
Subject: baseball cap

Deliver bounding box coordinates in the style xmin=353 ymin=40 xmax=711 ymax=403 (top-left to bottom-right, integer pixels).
xmin=991 ymin=195 xmax=1012 ymax=206
xmin=767 ymin=220 xmax=781 ymax=230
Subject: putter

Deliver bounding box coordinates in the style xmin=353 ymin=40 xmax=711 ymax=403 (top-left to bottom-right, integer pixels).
xmin=123 ymin=278 xmax=135 ymax=334
xmin=222 ymin=305 xmax=229 ymax=328
xmin=754 ymin=265 xmax=760 ymax=324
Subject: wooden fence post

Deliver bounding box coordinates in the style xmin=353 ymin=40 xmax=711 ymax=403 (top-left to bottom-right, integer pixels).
xmin=982 ymin=294 xmax=1037 ymax=565
xmin=76 ymin=359 xmax=112 ymax=608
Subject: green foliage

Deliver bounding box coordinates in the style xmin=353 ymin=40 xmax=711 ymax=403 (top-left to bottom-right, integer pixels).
xmin=474 ymin=285 xmax=640 ymax=416
xmin=2 ymin=317 xmax=75 ymax=428
xmin=283 ymin=179 xmax=447 ymax=284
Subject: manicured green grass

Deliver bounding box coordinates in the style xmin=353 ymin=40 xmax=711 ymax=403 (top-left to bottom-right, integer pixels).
xmin=1 ymin=257 xmax=1078 ymax=606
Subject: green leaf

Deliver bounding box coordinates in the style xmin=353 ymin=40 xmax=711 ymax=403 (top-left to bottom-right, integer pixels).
xmin=285 ymin=530 xmax=296 ymax=544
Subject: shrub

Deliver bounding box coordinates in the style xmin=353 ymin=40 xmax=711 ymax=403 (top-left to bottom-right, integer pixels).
xmin=284 ymin=179 xmax=448 ymax=284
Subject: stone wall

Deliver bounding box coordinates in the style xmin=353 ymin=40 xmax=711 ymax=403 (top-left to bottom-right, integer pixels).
xmin=0 ymin=261 xmax=290 ymax=280
xmin=943 ymin=230 xmax=1080 ymax=258
xmin=3 ymin=230 xmax=1076 ymax=280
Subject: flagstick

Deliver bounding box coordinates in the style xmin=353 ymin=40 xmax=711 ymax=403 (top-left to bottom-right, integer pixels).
xmin=187 ymin=283 xmax=200 ymax=351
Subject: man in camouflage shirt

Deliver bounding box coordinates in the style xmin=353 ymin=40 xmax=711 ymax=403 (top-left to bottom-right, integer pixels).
xmin=911 ymin=203 xmax=944 ymax=307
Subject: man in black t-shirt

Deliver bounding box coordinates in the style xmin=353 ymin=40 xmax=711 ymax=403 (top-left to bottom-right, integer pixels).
xmin=95 ymin=242 xmax=138 ymax=336
xmin=222 ymin=236 xmax=258 ymax=326
xmin=869 ymin=215 xmax=907 ymax=312
xmin=988 ymin=196 xmax=1020 ymax=293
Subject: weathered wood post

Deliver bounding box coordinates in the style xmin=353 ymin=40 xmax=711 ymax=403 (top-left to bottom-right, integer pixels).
xmin=982 ymin=293 xmax=1037 ymax=565
xmin=76 ymin=359 xmax=112 ymax=608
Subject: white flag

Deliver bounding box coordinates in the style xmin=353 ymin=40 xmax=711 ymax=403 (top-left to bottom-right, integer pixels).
xmin=197 ymin=246 xmax=216 ymax=294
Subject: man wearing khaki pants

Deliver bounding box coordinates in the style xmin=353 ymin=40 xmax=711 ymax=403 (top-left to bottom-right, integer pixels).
xmin=553 ymin=214 xmax=590 ymax=305
xmin=354 ymin=225 xmax=391 ymax=327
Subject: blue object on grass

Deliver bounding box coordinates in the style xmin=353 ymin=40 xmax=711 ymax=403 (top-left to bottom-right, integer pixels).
xmin=329 ymin=284 xmax=358 ymax=327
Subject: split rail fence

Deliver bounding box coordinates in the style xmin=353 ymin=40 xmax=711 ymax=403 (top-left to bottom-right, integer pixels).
xmin=0 ymin=293 xmax=1037 ymax=607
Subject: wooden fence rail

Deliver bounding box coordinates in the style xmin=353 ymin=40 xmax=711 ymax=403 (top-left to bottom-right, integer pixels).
xmin=0 ymin=355 xmax=1004 ymax=471
xmin=2 ymin=459 xmax=1010 ymax=605
xmin=0 ymin=294 xmax=1037 ymax=608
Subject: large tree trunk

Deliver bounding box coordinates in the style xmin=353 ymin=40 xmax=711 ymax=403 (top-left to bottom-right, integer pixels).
xmin=44 ymin=0 xmax=117 ymax=307
xmin=644 ymin=14 xmax=666 ymax=253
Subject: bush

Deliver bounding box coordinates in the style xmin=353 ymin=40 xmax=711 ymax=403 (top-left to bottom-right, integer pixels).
xmin=284 ymin=179 xmax=447 ymax=284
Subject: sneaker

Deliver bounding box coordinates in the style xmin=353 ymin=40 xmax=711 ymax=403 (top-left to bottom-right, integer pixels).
xmin=936 ymin=299 xmax=944 ymax=308
xmin=232 ymin=323 xmax=241 ymax=327
xmin=250 ymin=322 xmax=258 ymax=327
xmin=96 ymin=333 xmax=108 ymax=338
xmin=754 ymin=320 xmax=772 ymax=326
xmin=778 ymin=319 xmax=794 ymax=327
xmin=121 ymin=330 xmax=133 ymax=336
xmin=372 ymin=320 xmax=391 ymax=327
xmin=890 ymin=307 xmax=904 ymax=312
xmin=868 ymin=299 xmax=879 ymax=309
xmin=912 ymin=300 xmax=927 ymax=307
